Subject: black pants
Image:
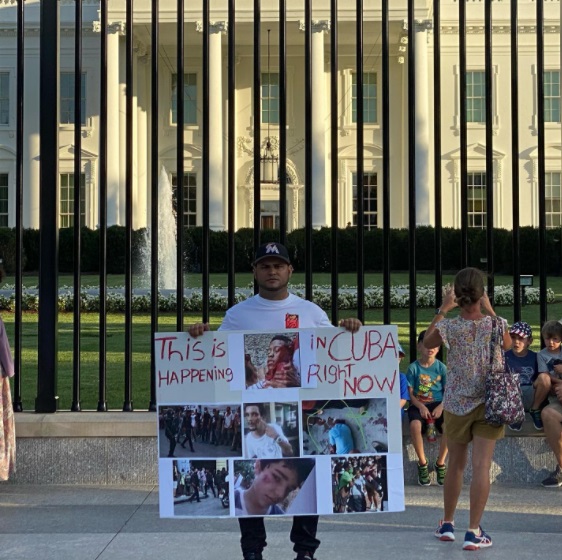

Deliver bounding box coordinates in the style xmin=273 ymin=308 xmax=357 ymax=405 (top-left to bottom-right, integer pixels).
xmin=166 ymin=434 xmax=176 ymax=457
xmin=180 ymin=432 xmax=194 ymax=451
xmin=239 ymin=515 xmax=320 ymax=556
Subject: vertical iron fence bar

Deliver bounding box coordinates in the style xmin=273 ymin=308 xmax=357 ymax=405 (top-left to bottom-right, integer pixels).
xmin=485 ymin=0 xmax=494 ymax=301
xmin=98 ymin=0 xmax=108 ymax=412
xmin=149 ymin=0 xmax=159 ymax=411
xmin=304 ymin=0 xmax=312 ymax=300
xmin=355 ymin=0 xmax=364 ymax=322
xmin=36 ymin=0 xmax=59 ymax=413
xmin=202 ymin=0 xmax=210 ymax=321
xmin=227 ymin=0 xmax=236 ymax=307
xmin=330 ymin=0 xmax=339 ymax=325
xmin=382 ymin=0 xmax=390 ymax=324
xmin=71 ymin=0 xmax=83 ymax=411
xmin=123 ymin=0 xmax=134 ymax=411
xmin=13 ymin=0 xmax=24 ymax=412
xmin=510 ymin=0 xmax=521 ymax=320
xmin=459 ymin=0 xmax=468 ymax=267
xmin=279 ymin=0 xmax=287 ymax=244
xmin=176 ymin=0 xmax=185 ymax=330
xmin=253 ymin=0 xmax=261 ymax=279
xmin=407 ymin=0 xmax=416 ymax=360
xmin=433 ymin=0 xmax=443 ymax=312
xmin=536 ymin=0 xmax=547 ymax=326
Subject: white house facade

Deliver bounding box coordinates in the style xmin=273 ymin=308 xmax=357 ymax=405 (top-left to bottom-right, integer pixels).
xmin=0 ymin=0 xmax=560 ymax=232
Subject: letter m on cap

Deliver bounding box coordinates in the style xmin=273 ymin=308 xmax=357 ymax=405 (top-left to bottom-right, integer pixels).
xmin=265 ymin=243 xmax=280 ymax=254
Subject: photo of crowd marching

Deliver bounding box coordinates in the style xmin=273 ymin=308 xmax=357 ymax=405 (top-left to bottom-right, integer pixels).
xmin=332 ymin=455 xmax=388 ymax=514
xmin=243 ymin=401 xmax=300 ymax=459
xmin=172 ymin=459 xmax=230 ymax=517
xmin=244 ymin=331 xmax=301 ymax=389
xmin=158 ymin=404 xmax=242 ymax=459
xmin=233 ymin=458 xmax=317 ymax=517
xmin=301 ymin=398 xmax=389 ymax=455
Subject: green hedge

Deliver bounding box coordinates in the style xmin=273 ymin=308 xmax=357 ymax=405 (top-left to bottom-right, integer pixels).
xmin=0 ymin=225 xmax=559 ymax=275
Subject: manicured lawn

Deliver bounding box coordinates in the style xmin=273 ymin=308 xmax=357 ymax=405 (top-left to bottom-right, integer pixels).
xmin=2 ymin=272 xmax=561 ymax=411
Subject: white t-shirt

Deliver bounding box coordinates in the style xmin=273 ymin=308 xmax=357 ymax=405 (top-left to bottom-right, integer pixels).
xmin=219 ymin=293 xmax=332 ymax=331
xmin=245 ymin=423 xmax=286 ymax=458
xmin=224 ymin=412 xmax=234 ymax=428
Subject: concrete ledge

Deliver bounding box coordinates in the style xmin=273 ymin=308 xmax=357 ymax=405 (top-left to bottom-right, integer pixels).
xmin=15 ymin=412 xmax=157 ymax=438
xmin=9 ymin=411 xmax=555 ymax=486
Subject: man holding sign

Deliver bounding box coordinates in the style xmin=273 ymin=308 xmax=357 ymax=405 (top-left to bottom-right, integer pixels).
xmin=189 ymin=242 xmax=362 ymax=560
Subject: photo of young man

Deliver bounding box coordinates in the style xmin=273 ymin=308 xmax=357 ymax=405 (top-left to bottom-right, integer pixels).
xmin=234 ymin=458 xmax=316 ymax=517
xmin=244 ymin=402 xmax=299 ymax=459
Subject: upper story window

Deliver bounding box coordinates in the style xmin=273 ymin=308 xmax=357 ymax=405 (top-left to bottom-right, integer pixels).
xmin=171 ymin=172 xmax=197 ymax=228
xmin=60 ymin=172 xmax=85 ymax=228
xmin=0 ymin=73 xmax=9 ymax=126
xmin=0 ymin=173 xmax=8 ymax=227
xmin=261 ymin=72 xmax=279 ymax=124
xmin=60 ymin=72 xmax=86 ymax=125
xmin=545 ymin=172 xmax=562 ymax=229
xmin=352 ymin=72 xmax=377 ymax=124
xmin=544 ymin=71 xmax=560 ymax=123
xmin=466 ymin=71 xmax=486 ymax=123
xmin=467 ymin=172 xmax=486 ymax=228
xmin=352 ymin=172 xmax=378 ymax=230
xmin=171 ymin=73 xmax=197 ymax=125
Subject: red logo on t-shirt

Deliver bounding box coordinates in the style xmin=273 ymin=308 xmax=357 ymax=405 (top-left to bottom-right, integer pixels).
xmin=285 ymin=314 xmax=299 ymax=328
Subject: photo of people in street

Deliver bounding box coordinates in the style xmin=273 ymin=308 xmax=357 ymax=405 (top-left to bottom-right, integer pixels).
xmin=233 ymin=458 xmax=317 ymax=517
xmin=172 ymin=459 xmax=230 ymax=517
xmin=301 ymin=398 xmax=388 ymax=455
xmin=244 ymin=332 xmax=301 ymax=389
xmin=158 ymin=404 xmax=242 ymax=458
xmin=243 ymin=401 xmax=300 ymax=458
xmin=331 ymin=455 xmax=388 ymax=514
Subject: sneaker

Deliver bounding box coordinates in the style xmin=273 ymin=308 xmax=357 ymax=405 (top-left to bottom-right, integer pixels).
xmin=463 ymin=527 xmax=493 ymax=550
xmin=417 ymin=462 xmax=431 ymax=486
xmin=295 ymin=553 xmax=316 ymax=560
xmin=529 ymin=408 xmax=544 ymax=431
xmin=541 ymin=465 xmax=562 ymax=488
xmin=434 ymin=462 xmax=447 ymax=486
xmin=434 ymin=520 xmax=455 ymax=541
xmin=508 ymin=421 xmax=523 ymax=431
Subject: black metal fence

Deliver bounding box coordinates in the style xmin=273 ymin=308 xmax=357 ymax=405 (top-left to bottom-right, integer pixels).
xmin=4 ymin=0 xmax=559 ymax=412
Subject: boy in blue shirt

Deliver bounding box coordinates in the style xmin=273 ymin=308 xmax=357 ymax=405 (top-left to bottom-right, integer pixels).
xmin=407 ymin=330 xmax=448 ymax=486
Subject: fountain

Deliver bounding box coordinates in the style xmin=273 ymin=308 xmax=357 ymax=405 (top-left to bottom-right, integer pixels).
xmin=141 ymin=166 xmax=178 ymax=290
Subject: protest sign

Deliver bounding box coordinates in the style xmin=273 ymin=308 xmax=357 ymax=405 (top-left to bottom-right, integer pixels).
xmin=157 ymin=326 xmax=405 ymax=518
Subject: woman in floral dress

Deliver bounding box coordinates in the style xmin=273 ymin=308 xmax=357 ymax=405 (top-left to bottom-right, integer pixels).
xmin=423 ymin=267 xmax=511 ymax=551
xmin=0 ymin=314 xmax=15 ymax=481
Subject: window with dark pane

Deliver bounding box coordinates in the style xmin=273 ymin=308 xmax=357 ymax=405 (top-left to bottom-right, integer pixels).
xmin=60 ymin=73 xmax=86 ymax=125
xmin=171 ymin=172 xmax=197 ymax=227
xmin=171 ymin=73 xmax=197 ymax=125
xmin=352 ymin=172 xmax=378 ymax=229
xmin=59 ymin=173 xmax=86 ymax=228
xmin=467 ymin=172 xmax=487 ymax=228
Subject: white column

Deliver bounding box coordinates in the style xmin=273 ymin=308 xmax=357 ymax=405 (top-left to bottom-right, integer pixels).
xmin=198 ymin=21 xmax=227 ymax=231
xmin=135 ymin=47 xmax=149 ymax=229
xmin=106 ymin=22 xmax=124 ymax=225
xmin=414 ymin=20 xmax=431 ymax=226
xmin=302 ymin=20 xmax=330 ymax=228
xmin=24 ymin=56 xmax=40 ymax=228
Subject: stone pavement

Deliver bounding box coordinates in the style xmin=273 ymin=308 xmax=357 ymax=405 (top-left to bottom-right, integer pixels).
xmin=0 ymin=483 xmax=560 ymax=560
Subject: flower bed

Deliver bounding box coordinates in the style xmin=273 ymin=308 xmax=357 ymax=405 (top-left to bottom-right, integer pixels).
xmin=0 ymin=283 xmax=553 ymax=313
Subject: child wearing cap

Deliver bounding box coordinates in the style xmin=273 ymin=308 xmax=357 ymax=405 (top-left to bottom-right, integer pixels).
xmin=504 ymin=321 xmax=542 ymax=431
xmin=406 ymin=330 xmax=448 ymax=487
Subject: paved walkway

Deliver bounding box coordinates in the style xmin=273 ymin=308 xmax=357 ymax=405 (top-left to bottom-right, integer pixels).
xmin=0 ymin=483 xmax=560 ymax=559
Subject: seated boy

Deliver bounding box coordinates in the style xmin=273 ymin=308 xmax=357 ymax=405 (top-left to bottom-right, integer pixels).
xmin=397 ymin=343 xmax=410 ymax=414
xmin=235 ymin=458 xmax=315 ymax=516
xmin=406 ymin=330 xmax=448 ymax=486
xmin=534 ymin=320 xmax=562 ymax=430
xmin=504 ymin=321 xmax=542 ymax=431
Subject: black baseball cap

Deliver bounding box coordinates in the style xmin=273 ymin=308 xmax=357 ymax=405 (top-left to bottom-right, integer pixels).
xmin=253 ymin=242 xmax=291 ymax=265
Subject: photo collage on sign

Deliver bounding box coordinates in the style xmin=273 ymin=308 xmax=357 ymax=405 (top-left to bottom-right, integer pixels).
xmin=156 ymin=326 xmax=401 ymax=518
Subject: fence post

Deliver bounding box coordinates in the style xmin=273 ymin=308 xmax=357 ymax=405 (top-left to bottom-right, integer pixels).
xmin=36 ymin=0 xmax=60 ymax=413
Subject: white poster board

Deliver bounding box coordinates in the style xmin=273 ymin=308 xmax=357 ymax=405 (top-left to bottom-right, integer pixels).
xmin=156 ymin=326 xmax=405 ymax=518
